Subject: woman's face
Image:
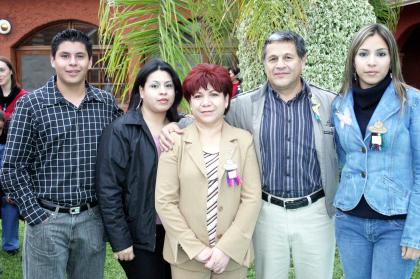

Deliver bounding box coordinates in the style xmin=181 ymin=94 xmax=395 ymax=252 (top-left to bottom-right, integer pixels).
xmin=354 ymin=33 xmax=391 ymax=89
xmin=229 ymin=70 xmax=236 ymax=82
xmin=0 ymin=61 xmax=12 ymax=88
xmin=140 ymin=70 xmax=175 ymax=115
xmin=189 ymin=83 xmax=229 ymax=126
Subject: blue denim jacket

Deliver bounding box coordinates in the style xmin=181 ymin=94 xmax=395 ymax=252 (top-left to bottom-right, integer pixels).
xmin=332 ymin=83 xmax=420 ymax=249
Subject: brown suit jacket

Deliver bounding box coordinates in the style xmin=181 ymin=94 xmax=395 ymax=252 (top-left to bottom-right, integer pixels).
xmin=155 ymin=121 xmax=261 ymax=272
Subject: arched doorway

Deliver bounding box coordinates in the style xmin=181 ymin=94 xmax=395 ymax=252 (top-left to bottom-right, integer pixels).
xmin=15 ymin=20 xmax=113 ymax=93
xmin=400 ymin=24 xmax=420 ymax=89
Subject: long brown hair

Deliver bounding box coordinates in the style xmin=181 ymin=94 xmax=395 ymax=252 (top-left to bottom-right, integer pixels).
xmin=340 ymin=23 xmax=406 ymax=106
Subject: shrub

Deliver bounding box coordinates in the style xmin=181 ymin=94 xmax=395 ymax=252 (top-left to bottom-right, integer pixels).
xmin=304 ymin=0 xmax=376 ymax=92
xmin=236 ymin=0 xmax=376 ymax=93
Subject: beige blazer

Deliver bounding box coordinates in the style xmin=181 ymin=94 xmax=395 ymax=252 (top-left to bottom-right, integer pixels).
xmin=155 ymin=121 xmax=261 ymax=272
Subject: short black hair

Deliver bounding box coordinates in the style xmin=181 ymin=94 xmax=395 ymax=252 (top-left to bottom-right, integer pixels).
xmin=51 ymin=29 xmax=93 ymax=58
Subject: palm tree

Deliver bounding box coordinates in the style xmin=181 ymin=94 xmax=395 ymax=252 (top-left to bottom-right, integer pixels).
xmin=99 ymin=0 xmax=240 ymax=104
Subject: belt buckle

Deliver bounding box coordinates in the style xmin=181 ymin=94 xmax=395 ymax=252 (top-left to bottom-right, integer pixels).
xmin=70 ymin=206 xmax=81 ymax=215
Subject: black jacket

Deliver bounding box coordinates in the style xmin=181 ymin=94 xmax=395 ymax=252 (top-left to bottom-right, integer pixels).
xmin=96 ymin=109 xmax=159 ymax=252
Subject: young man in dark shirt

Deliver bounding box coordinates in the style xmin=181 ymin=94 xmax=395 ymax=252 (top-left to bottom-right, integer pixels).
xmin=0 ymin=29 xmax=122 ymax=279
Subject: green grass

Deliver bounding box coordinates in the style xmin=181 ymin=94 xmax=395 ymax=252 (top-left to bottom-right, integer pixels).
xmin=1 ymin=220 xmax=419 ymax=279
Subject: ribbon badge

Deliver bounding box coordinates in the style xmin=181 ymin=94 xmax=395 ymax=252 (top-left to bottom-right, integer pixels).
xmin=368 ymin=121 xmax=387 ymax=151
xmin=311 ymin=95 xmax=321 ymax=121
xmin=224 ymin=159 xmax=241 ymax=187
xmin=336 ymin=107 xmax=352 ymax=128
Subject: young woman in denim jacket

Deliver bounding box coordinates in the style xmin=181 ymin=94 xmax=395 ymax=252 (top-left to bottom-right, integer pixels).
xmin=332 ymin=23 xmax=420 ymax=279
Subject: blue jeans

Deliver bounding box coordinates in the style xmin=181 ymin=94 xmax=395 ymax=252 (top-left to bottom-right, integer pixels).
xmin=0 ymin=143 xmax=20 ymax=252
xmin=23 ymin=206 xmax=105 ymax=279
xmin=1 ymin=199 xmax=19 ymax=251
xmin=335 ymin=211 xmax=417 ymax=279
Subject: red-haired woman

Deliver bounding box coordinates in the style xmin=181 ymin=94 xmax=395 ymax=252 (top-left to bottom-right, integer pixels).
xmin=0 ymin=56 xmax=26 ymax=255
xmin=155 ymin=63 xmax=261 ymax=279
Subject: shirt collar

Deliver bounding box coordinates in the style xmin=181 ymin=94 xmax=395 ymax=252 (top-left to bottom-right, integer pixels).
xmin=43 ymin=75 xmax=105 ymax=106
xmin=124 ymin=108 xmax=146 ymax=125
xmin=268 ymin=78 xmax=309 ymax=103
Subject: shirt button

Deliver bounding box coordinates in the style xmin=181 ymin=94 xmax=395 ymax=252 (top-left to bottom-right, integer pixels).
xmin=361 ymin=147 xmax=366 ymax=153
xmin=361 ymin=171 xmax=366 ymax=178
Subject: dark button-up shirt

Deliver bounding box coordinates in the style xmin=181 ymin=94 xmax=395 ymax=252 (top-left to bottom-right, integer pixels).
xmin=0 ymin=76 xmax=122 ymax=225
xmin=260 ymin=81 xmax=322 ymax=198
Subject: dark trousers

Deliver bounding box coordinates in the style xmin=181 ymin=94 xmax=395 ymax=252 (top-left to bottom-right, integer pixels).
xmin=119 ymin=225 xmax=171 ymax=279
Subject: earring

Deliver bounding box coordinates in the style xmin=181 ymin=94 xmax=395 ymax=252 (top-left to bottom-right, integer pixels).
xmin=353 ymin=72 xmax=357 ymax=81
xmin=135 ymin=94 xmax=144 ymax=110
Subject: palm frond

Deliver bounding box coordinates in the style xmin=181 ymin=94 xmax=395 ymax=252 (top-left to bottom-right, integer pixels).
xmin=98 ymin=0 xmax=200 ymax=106
xmin=370 ymin=0 xmax=401 ymax=32
xmin=191 ymin=0 xmax=240 ymax=66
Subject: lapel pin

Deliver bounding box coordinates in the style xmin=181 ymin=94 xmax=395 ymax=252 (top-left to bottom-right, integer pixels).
xmin=336 ymin=107 xmax=352 ymax=128
xmin=368 ymin=121 xmax=387 ymax=151
xmin=224 ymin=159 xmax=241 ymax=187
xmin=311 ymin=95 xmax=321 ymax=121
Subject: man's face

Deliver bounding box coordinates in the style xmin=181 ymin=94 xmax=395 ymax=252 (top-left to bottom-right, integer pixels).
xmin=263 ymin=41 xmax=306 ymax=94
xmin=51 ymin=41 xmax=92 ymax=88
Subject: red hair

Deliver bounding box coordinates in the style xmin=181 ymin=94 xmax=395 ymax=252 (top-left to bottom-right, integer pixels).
xmin=183 ymin=63 xmax=233 ymax=103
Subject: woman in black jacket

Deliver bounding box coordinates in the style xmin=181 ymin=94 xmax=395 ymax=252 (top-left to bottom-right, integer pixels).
xmin=96 ymin=59 xmax=182 ymax=279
